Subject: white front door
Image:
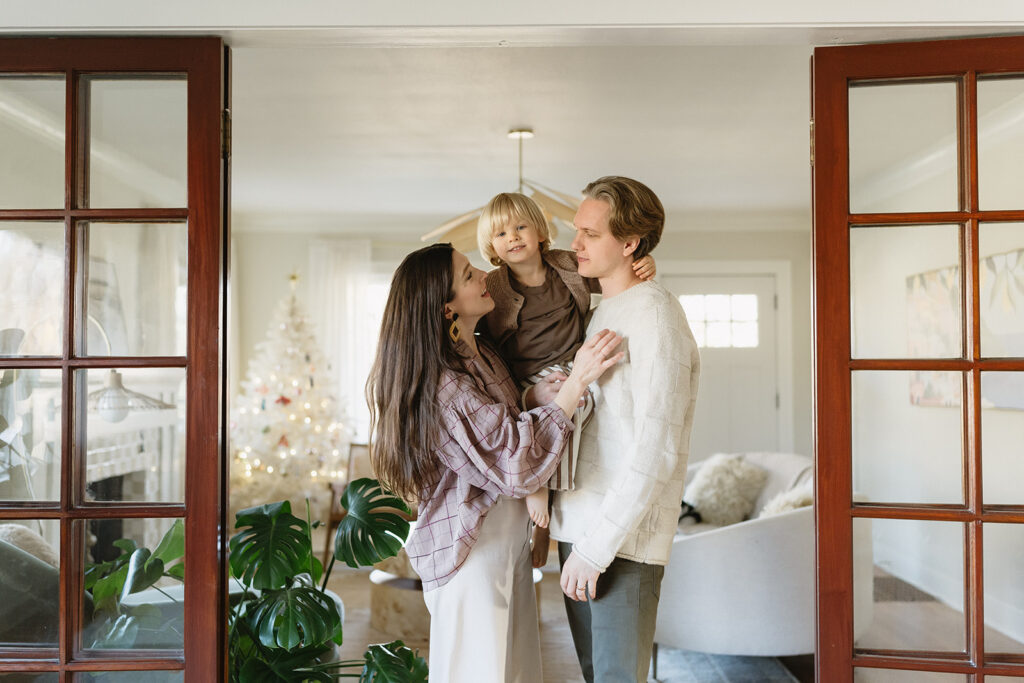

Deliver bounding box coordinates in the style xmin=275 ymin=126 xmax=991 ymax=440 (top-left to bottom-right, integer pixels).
xmin=661 ymin=274 xmax=779 ymax=462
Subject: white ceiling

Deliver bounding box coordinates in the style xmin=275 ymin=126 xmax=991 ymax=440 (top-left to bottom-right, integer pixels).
xmin=230 ymin=44 xmax=816 ymax=237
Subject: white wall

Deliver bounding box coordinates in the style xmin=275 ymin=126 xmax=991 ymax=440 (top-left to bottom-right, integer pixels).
xmin=231 ymin=212 xmax=814 ymax=457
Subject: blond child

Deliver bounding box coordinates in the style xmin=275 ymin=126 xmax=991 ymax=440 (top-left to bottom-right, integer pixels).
xmin=477 ymin=192 xmax=655 ymax=567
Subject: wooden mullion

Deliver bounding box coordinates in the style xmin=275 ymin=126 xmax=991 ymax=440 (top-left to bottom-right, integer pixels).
xmin=0 ymin=209 xmax=187 ymax=221
xmin=978 ymin=507 xmax=1024 ymax=522
xmin=849 ymin=210 xmax=1024 ymax=224
xmin=849 ymin=358 xmax=973 ymax=371
xmin=851 ymin=504 xmax=974 ymax=521
xmin=982 ymin=656 xmax=1024 ymax=673
xmin=0 ymin=659 xmax=60 ymax=670
xmin=853 ymin=653 xmax=975 ymax=673
xmin=69 ymin=505 xmax=186 ymax=518
xmin=67 ymin=356 xmax=188 ymax=368
xmin=64 ymin=657 xmax=184 ymax=671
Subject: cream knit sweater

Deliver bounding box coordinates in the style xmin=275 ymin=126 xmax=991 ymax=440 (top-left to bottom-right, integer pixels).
xmin=550 ymin=280 xmax=700 ymax=571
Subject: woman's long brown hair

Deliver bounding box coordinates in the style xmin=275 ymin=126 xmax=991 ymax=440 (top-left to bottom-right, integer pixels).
xmin=366 ymin=243 xmax=462 ymax=502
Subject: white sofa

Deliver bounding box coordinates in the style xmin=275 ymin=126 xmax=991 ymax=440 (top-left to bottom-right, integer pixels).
xmin=653 ymin=452 xmax=873 ymax=657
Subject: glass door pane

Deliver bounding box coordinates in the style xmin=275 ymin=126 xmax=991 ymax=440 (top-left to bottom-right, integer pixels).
xmin=0 ymin=368 xmax=61 ymax=502
xmin=0 ymin=76 xmax=64 ymax=209
xmin=83 ymin=222 xmax=187 ymax=357
xmin=85 ymin=77 xmax=187 ymax=209
xmin=854 ymin=518 xmax=967 ymax=654
xmin=0 ymin=222 xmax=65 ymax=357
xmin=850 ymin=225 xmax=962 ymax=359
xmin=979 ymin=223 xmax=1024 ymax=358
xmin=978 ymin=76 xmax=1024 ymax=211
xmin=849 ymin=81 xmax=959 ymax=214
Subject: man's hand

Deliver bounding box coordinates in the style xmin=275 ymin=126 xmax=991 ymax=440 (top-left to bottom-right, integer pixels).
xmin=560 ymin=549 xmax=601 ymax=601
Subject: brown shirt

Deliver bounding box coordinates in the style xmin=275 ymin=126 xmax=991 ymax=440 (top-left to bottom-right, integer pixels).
xmin=500 ymin=266 xmax=585 ymax=381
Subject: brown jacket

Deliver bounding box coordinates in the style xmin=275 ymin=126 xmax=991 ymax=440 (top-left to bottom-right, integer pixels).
xmin=483 ymin=248 xmax=599 ymax=345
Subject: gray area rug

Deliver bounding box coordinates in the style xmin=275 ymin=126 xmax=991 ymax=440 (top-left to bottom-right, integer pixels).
xmin=652 ymin=649 xmax=799 ymax=683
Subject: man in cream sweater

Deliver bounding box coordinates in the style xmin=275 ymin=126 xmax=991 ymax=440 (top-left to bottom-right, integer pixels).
xmin=550 ymin=176 xmax=700 ymax=683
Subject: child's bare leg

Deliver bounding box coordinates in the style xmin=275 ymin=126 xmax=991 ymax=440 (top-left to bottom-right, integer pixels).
xmin=525 ymin=489 xmax=549 ymax=528
xmin=531 ymin=523 xmax=550 ymax=568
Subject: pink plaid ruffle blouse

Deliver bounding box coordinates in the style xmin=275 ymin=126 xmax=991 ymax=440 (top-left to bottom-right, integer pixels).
xmin=405 ymin=340 xmax=571 ymax=591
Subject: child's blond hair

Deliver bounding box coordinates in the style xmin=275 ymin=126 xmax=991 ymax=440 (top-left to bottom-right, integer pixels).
xmin=476 ymin=192 xmax=553 ymax=267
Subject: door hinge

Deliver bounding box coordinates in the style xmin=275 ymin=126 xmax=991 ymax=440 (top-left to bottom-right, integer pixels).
xmin=773 ymin=293 xmax=778 ymax=310
xmin=809 ymin=119 xmax=815 ymax=166
xmin=222 ymin=108 xmax=232 ymax=160
xmin=776 ymin=392 xmax=781 ymax=409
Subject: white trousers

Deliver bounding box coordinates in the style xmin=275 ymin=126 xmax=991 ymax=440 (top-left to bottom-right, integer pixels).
xmin=422 ymin=496 xmax=542 ymax=683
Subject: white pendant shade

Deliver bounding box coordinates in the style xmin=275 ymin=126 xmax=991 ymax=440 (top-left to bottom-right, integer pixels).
xmin=88 ymin=369 xmax=176 ymax=423
xmin=420 ymin=130 xmax=580 ymax=252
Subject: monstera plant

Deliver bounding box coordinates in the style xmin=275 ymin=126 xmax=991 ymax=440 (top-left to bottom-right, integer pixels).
xmin=228 ymin=478 xmax=427 ymax=682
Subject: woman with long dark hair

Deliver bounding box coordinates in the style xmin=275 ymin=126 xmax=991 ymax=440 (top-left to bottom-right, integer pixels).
xmin=366 ymin=243 xmax=621 ymax=682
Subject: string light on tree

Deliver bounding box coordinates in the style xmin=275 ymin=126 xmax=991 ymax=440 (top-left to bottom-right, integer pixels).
xmin=229 ymin=272 xmax=350 ymax=519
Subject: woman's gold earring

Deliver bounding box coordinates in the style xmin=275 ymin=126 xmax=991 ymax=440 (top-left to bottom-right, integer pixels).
xmin=448 ymin=313 xmax=460 ymax=344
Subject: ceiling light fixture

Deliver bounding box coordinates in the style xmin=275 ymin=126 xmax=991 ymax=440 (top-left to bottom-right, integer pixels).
xmin=420 ymin=127 xmax=579 ymax=253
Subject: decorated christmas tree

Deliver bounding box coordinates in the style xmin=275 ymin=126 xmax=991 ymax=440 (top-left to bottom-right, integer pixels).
xmin=229 ymin=274 xmax=350 ymax=521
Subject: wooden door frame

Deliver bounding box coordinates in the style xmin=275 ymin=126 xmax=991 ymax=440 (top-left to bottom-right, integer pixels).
xmin=0 ymin=37 xmax=228 ymax=679
xmin=813 ymin=34 xmax=1024 ymax=681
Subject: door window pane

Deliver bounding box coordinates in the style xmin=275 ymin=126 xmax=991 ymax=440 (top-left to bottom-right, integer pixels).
xmin=983 ymin=522 xmax=1024 ymax=656
xmin=678 ymin=293 xmax=760 ymax=348
xmin=849 ymin=81 xmax=959 ymax=214
xmin=0 ymin=519 xmax=59 ymax=648
xmin=0 ymin=76 xmax=65 ymax=210
xmin=851 ymin=225 xmax=962 ymax=359
xmin=0 ymin=676 xmax=59 ymax=682
xmin=979 ymin=223 xmax=1024 ymax=358
xmin=81 ymin=368 xmax=185 ymax=503
xmin=852 ymin=371 xmax=963 ymax=505
xmin=0 ymin=223 xmax=65 ymax=357
xmin=84 ymin=222 xmax=187 ymax=357
xmin=0 ymin=368 xmax=61 ymax=502
xmin=979 ymin=76 xmax=1024 ymax=210
xmin=86 ymin=77 xmax=186 ymax=209
xmin=80 ymin=517 xmax=184 ymax=652
xmin=981 ymin=372 xmax=1024 ymax=506
xmin=854 ymin=518 xmax=966 ymax=654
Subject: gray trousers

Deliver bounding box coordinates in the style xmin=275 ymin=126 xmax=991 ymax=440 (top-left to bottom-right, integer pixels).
xmin=558 ymin=542 xmax=665 ymax=683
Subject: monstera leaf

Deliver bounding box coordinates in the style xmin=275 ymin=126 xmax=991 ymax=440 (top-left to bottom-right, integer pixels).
xmin=333 ymin=478 xmax=411 ymax=568
xmin=230 ymin=501 xmax=317 ymax=590
xmin=244 ymin=585 xmax=342 ymax=650
xmin=361 ymin=641 xmax=429 ymax=682
xmin=239 ymin=644 xmax=335 ymax=683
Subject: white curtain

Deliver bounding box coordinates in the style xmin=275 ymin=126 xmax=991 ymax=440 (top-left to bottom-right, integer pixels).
xmin=308 ymin=238 xmax=374 ymax=442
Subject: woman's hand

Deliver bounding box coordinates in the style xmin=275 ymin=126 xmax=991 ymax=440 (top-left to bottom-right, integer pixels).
xmin=632 ymin=255 xmax=656 ymax=280
xmin=549 ymin=330 xmax=622 ymax=418
xmin=568 ymin=329 xmax=623 ymax=387
xmin=525 ymin=371 xmax=568 ymax=408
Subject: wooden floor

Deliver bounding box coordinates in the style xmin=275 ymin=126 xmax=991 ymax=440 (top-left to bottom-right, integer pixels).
xmin=323 ymin=555 xmax=1023 ymax=682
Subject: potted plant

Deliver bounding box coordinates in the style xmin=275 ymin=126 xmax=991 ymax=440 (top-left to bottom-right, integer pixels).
xmin=228 ymin=478 xmax=427 ymax=682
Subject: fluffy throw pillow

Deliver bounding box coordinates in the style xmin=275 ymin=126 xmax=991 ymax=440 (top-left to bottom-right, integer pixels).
xmin=758 ymin=478 xmax=814 ymax=518
xmin=0 ymin=523 xmax=59 ymax=568
xmin=682 ymin=453 xmax=768 ymax=526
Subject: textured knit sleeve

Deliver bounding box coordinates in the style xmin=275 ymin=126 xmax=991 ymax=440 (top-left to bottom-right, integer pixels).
xmin=572 ymin=295 xmax=697 ymax=571
xmin=437 ymin=376 xmax=572 ymax=498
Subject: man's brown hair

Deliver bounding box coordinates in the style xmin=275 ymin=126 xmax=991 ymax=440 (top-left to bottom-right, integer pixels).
xmin=581 ymin=176 xmax=664 ymax=260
